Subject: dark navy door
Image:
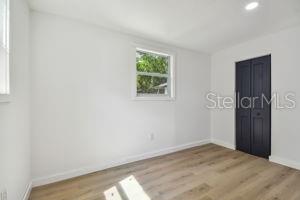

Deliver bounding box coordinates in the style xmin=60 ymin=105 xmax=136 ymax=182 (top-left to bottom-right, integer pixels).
xmin=236 ymin=55 xmax=271 ymax=159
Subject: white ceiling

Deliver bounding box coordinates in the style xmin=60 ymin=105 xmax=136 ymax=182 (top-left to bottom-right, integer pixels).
xmin=28 ymin=0 xmax=300 ymax=53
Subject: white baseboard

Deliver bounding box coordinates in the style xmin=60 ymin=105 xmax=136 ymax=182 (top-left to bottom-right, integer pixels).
xmin=269 ymin=155 xmax=300 ymax=171
xmin=32 ymin=139 xmax=211 ymax=187
xmin=211 ymin=139 xmax=300 ymax=171
xmin=211 ymin=139 xmax=235 ymax=150
xmin=23 ymin=182 xmax=32 ymax=200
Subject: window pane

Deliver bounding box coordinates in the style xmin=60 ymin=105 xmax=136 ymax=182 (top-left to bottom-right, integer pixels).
xmin=136 ymin=51 xmax=169 ymax=74
xmin=0 ymin=0 xmax=7 ymax=48
xmin=137 ymin=75 xmax=168 ymax=95
xmin=0 ymin=0 xmax=4 ymax=46
xmin=0 ymin=46 xmax=8 ymax=93
xmin=0 ymin=0 xmax=9 ymax=94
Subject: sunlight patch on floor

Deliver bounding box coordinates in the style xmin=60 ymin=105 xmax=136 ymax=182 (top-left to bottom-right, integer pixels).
xmin=104 ymin=186 xmax=123 ymax=200
xmin=119 ymin=175 xmax=151 ymax=200
xmin=104 ymin=175 xmax=151 ymax=200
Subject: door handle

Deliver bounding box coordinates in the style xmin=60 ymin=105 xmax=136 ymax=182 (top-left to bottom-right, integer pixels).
xmin=257 ymin=112 xmax=261 ymax=116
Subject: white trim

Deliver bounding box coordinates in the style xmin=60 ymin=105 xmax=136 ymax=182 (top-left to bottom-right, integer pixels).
xmin=32 ymin=139 xmax=210 ymax=187
xmin=136 ymin=71 xmax=169 ymax=78
xmin=0 ymin=0 xmax=10 ymax=98
xmin=136 ymin=47 xmax=170 ymax=57
xmin=30 ymin=140 xmax=300 ymax=188
xmin=269 ymin=155 xmax=300 ymax=171
xmin=22 ymin=182 xmax=32 ymax=200
xmin=211 ymin=138 xmax=236 ymax=150
xmin=133 ymin=95 xmax=175 ymax=101
xmin=211 ymin=139 xmax=300 ymax=171
xmin=132 ymin=44 xmax=176 ymax=101
xmin=133 ymin=43 xmax=176 ymax=57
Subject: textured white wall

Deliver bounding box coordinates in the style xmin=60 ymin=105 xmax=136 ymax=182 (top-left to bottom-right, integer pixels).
xmin=0 ymin=0 xmax=31 ymax=199
xmin=30 ymin=12 xmax=211 ymax=183
xmin=211 ymin=26 xmax=300 ymax=167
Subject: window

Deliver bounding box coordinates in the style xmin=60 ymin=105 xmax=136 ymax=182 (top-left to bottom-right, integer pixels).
xmin=0 ymin=0 xmax=9 ymax=97
xmin=134 ymin=47 xmax=175 ymax=100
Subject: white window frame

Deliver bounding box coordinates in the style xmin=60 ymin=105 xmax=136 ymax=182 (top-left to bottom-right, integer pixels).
xmin=0 ymin=0 xmax=10 ymax=103
xmin=133 ymin=46 xmax=175 ymax=101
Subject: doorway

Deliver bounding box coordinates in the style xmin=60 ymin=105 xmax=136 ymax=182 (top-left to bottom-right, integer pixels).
xmin=235 ymin=55 xmax=271 ymax=159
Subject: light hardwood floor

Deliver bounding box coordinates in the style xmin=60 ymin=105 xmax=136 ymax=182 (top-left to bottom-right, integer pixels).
xmin=29 ymin=144 xmax=300 ymax=200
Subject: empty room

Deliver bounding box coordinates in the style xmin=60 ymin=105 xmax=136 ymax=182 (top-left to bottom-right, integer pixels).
xmin=1 ymin=0 xmax=300 ymax=199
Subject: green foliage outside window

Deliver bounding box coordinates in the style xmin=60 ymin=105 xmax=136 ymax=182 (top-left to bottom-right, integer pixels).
xmin=136 ymin=51 xmax=169 ymax=94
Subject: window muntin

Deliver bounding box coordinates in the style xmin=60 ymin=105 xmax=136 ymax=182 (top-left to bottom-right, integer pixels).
xmin=135 ymin=48 xmax=174 ymax=99
xmin=0 ymin=0 xmax=9 ymax=95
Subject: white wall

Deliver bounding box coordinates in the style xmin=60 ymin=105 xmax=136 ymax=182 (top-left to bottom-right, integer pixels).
xmin=0 ymin=0 xmax=31 ymax=199
xmin=30 ymin=12 xmax=211 ymax=185
xmin=211 ymin=25 xmax=300 ymax=168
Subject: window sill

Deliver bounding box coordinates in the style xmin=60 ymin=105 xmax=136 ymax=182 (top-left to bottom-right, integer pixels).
xmin=133 ymin=95 xmax=175 ymax=101
xmin=0 ymin=94 xmax=11 ymax=103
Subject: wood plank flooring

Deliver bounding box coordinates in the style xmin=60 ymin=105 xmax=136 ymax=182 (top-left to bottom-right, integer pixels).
xmin=29 ymin=144 xmax=300 ymax=200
